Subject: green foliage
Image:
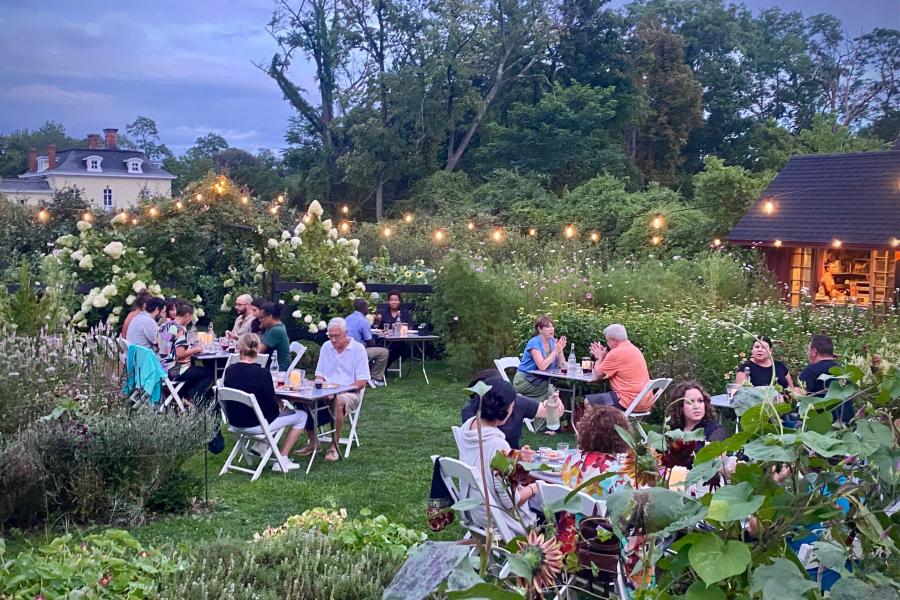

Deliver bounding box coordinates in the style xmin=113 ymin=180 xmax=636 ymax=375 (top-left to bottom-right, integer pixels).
xmin=431 ymin=253 xmax=527 ymax=377
xmin=160 ymin=528 xmax=403 ymax=600
xmin=0 ymin=529 xmax=177 ymax=599
xmin=364 ymin=248 xmax=433 ymax=285
xmin=471 ymin=169 xmax=558 ymax=227
xmin=0 ymin=260 xmax=69 ymax=335
xmin=692 ymin=156 xmax=771 ymax=233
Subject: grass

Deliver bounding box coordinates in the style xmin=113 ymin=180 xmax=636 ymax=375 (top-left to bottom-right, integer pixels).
xmin=132 ymin=361 xmax=577 ymax=548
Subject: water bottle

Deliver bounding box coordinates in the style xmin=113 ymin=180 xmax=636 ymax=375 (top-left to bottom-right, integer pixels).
xmin=567 ymin=344 xmax=577 ymax=374
xmin=545 ymin=384 xmax=560 ymax=431
xmin=270 ymin=350 xmax=280 ymax=379
xmin=742 ymin=366 xmax=752 ymax=387
xmin=207 ymin=322 xmax=214 ymax=340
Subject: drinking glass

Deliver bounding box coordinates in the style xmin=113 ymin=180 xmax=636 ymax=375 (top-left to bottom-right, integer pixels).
xmin=726 ymin=383 xmax=739 ymax=403
xmin=581 ymin=357 xmax=592 ymax=374
xmin=539 ymin=447 xmax=552 ymax=462
xmin=556 ymin=442 xmax=569 ymax=462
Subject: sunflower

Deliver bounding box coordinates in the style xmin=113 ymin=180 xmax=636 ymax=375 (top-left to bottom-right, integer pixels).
xmin=516 ymin=530 xmax=564 ymax=591
xmin=620 ymin=446 xmax=661 ymax=487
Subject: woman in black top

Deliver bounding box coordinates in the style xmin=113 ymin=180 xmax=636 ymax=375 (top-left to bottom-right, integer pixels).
xmin=377 ymin=290 xmax=415 ymax=368
xmin=735 ymin=336 xmax=793 ymax=389
xmin=222 ymin=333 xmax=308 ymax=472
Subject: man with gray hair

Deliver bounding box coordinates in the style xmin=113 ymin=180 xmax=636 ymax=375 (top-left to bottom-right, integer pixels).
xmin=295 ymin=317 xmax=370 ymax=461
xmin=226 ymin=293 xmax=255 ymax=339
xmin=586 ymin=323 xmax=651 ymax=412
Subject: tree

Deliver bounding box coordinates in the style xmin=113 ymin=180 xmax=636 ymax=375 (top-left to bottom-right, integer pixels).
xmin=0 ymin=121 xmax=81 ymax=178
xmin=125 ymin=116 xmax=172 ymax=161
xmin=629 ymin=19 xmax=702 ymax=186
xmin=691 ymin=156 xmax=769 ymax=234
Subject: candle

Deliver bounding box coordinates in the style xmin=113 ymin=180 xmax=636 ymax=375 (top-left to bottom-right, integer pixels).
xmin=400 ymin=323 xmax=409 ymax=336
xmin=289 ymin=370 xmax=302 ymax=389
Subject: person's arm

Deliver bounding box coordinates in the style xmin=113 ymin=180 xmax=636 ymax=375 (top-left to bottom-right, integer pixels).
xmin=783 ymin=370 xmax=794 ymax=389
xmin=517 ymin=482 xmax=540 ymax=506
xmin=530 ymin=346 xmax=560 ymax=371
xmin=734 ymin=363 xmax=748 ymax=386
xmin=534 ymin=393 xmax=563 ymax=418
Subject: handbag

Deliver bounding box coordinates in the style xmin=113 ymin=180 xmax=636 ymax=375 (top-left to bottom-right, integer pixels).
xmin=427 ymin=458 xmax=455 ymax=532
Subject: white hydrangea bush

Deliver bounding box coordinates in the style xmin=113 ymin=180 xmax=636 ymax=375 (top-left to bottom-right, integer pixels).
xmin=48 ymin=220 xmax=161 ymax=328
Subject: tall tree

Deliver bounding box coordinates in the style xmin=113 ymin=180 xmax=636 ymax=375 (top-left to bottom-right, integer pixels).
xmin=629 ymin=20 xmax=702 ymax=186
xmin=125 ymin=116 xmax=172 ymax=161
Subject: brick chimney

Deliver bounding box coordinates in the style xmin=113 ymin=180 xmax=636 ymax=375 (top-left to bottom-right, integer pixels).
xmin=28 ymin=148 xmax=37 ymax=172
xmin=103 ymin=128 xmax=118 ymax=149
xmin=47 ymin=144 xmax=56 ymax=170
xmin=87 ymin=133 xmax=101 ymax=149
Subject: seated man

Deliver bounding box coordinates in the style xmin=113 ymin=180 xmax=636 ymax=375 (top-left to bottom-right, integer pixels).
xmin=164 ymin=301 xmax=214 ymax=402
xmin=226 ymin=293 xmax=255 ymax=340
xmin=296 ymin=317 xmax=370 ymax=462
xmin=460 ymin=368 xmax=563 ymax=449
xmin=346 ymin=298 xmax=388 ymax=386
xmin=796 ymin=334 xmax=848 ymax=422
xmin=586 ymin=323 xmax=651 ymax=412
xmin=258 ymin=301 xmax=292 ymax=372
xmin=125 ymin=297 xmax=166 ymax=350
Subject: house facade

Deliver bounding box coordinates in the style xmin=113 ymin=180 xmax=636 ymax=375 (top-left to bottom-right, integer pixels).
xmin=729 ymin=144 xmax=900 ymax=310
xmin=0 ymin=128 xmax=175 ymax=211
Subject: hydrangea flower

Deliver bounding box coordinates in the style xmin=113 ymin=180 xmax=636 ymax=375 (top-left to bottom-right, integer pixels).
xmin=223 ymin=278 xmax=234 ymax=288
xmin=267 ymin=238 xmax=279 ymax=249
xmin=102 ymin=284 xmax=117 ymax=297
xmin=92 ymin=294 xmax=109 ymax=308
xmin=76 ymin=220 xmax=92 ymax=232
xmin=102 ymin=241 xmax=124 ymax=259
xmin=132 ymin=281 xmax=147 ymax=293
xmin=78 ymin=255 xmax=94 ymax=270
xmin=304 ymin=315 xmax=313 ymax=324
xmin=307 ymin=200 xmax=324 ymax=218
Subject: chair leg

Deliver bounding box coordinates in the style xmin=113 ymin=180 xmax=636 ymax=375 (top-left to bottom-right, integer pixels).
xmin=220 ymin=434 xmax=245 ymax=476
xmin=634 ymin=419 xmax=647 ymax=443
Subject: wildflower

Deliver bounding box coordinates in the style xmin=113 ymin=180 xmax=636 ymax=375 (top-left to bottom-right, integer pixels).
xmin=516 ymin=531 xmax=563 ymax=592
xmin=585 ymin=292 xmax=593 ymax=300
xmin=267 ymin=238 xmax=279 ymax=249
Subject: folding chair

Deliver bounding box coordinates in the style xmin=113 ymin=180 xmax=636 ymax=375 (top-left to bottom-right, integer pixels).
xmin=116 ymin=337 xmax=130 ymax=365
xmin=286 ymin=341 xmax=306 ymax=373
xmin=494 ymin=357 xmax=535 ymax=432
xmin=124 ymin=343 xmax=188 ymax=412
xmin=435 ymin=454 xmax=525 ymax=543
xmin=217 ymin=386 xmax=290 ymax=481
xmin=623 ymin=378 xmax=672 ymax=441
xmin=217 ymin=352 xmax=269 ymax=387
xmin=315 ymin=387 xmax=366 ymax=458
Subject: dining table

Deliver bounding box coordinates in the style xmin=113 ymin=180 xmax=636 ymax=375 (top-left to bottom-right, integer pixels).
xmin=276 ymin=382 xmax=358 ymax=473
xmin=526 ymin=367 xmax=605 ymax=428
xmin=372 ymin=329 xmax=440 ymax=384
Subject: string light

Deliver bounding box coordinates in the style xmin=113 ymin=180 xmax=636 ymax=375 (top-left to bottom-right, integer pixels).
xmin=650 ymin=235 xmax=662 ymax=246
xmin=195 ymin=193 xmax=203 ymax=201
xmin=763 ymin=200 xmax=774 ymax=214
xmin=712 ymin=238 xmax=722 ymax=247
xmin=269 ymin=205 xmax=279 ymax=215
xmin=339 ymin=221 xmax=350 ymax=233
xmin=175 ymin=201 xmax=184 ymax=210
xmin=564 ymin=224 xmax=577 ymax=239
xmin=832 ymin=239 xmax=842 ymax=248
xmin=590 ymin=231 xmax=600 ymax=243
xmin=528 ymin=228 xmax=537 ymax=236
xmin=382 ymin=225 xmax=392 ymax=238
xmin=652 ymin=214 xmax=664 ymax=229
xmin=433 ymin=228 xmax=445 ymax=242
xmin=341 ymin=205 xmax=349 ymax=214
xmin=302 ymin=215 xmax=311 ymax=224
xmin=491 ymin=228 xmax=504 ymax=243
xmin=404 ymin=214 xmax=414 ymax=223
xmin=277 ymin=194 xmax=284 ymax=203
xmin=891 ymin=237 xmax=899 ymax=248
xmin=37 ymin=208 xmax=49 ymax=222
xmin=131 ymin=217 xmax=139 ymax=225
xmin=149 ymin=207 xmax=159 ymax=217
xmin=81 ymin=212 xmax=93 ymax=222
xmin=241 ymin=196 xmax=249 ymax=205
xmin=774 ymin=239 xmax=782 ymax=247
xmin=467 ymin=222 xmax=475 ymax=230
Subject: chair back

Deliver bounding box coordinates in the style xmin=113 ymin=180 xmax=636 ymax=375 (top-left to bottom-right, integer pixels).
xmin=217 ymin=386 xmax=269 ymax=429
xmin=286 ymin=341 xmax=307 ymax=373
xmin=537 ymin=481 xmax=606 ymax=518
xmin=623 ymin=377 xmax=672 ymax=417
xmin=493 ymin=357 xmax=520 ymax=383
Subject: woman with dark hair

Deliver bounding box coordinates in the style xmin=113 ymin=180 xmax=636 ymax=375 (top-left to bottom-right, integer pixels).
xmin=119 ymin=290 xmax=151 ymax=339
xmin=460 ymin=368 xmax=563 ymax=449
xmin=666 ymin=381 xmax=726 ymax=444
xmin=561 ymin=406 xmax=633 ymax=497
xmin=513 ymin=314 xmax=566 ymax=402
xmin=378 ymin=290 xmax=414 ymax=369
xmin=735 ymin=336 xmax=793 ymax=388
xmin=455 ymin=376 xmax=540 ymax=527
xmin=249 ymin=298 xmax=265 ymax=334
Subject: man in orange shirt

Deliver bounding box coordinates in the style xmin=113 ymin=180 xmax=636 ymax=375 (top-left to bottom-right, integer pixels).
xmin=585 ymin=324 xmax=651 ymax=412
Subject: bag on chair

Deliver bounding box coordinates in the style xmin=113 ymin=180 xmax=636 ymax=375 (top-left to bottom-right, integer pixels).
xmin=427 ymin=458 xmax=455 ymax=531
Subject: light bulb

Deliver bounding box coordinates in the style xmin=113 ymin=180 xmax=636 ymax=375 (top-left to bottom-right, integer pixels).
xmin=564 ymin=225 xmax=576 ymax=239
xmin=774 ymin=239 xmax=782 ymax=247
xmin=652 ymin=214 xmax=664 ymax=229
xmin=467 ymin=222 xmax=475 ymax=230
xmin=651 ymin=235 xmax=661 ymax=246
xmin=195 ymin=193 xmax=202 ymax=201
xmin=491 ymin=228 xmax=504 ymax=242
xmin=339 ymin=221 xmax=350 ymax=233
xmin=590 ymin=231 xmax=600 ymax=242
xmin=341 ymin=205 xmax=349 ymax=214
xmin=433 ymin=229 xmax=445 ymax=242
xmin=528 ymin=228 xmax=537 ymax=236
xmin=82 ymin=212 xmax=93 ymax=222
xmin=404 ymin=214 xmax=413 ymax=223
xmin=241 ymin=196 xmax=249 ymax=205
xmin=149 ymin=207 xmax=159 ymax=217
xmin=764 ymin=200 xmax=774 ymax=214
xmin=382 ymin=226 xmax=392 ymax=238
xmin=832 ymin=239 xmax=842 ymax=248
xmin=712 ymin=238 xmax=721 ymax=247
xmin=37 ymin=208 xmax=49 ymax=222
xmin=175 ymin=201 xmax=183 ymax=210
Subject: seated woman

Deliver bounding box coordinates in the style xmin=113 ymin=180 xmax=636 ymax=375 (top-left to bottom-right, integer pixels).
xmin=222 ymin=333 xmax=309 ymax=473
xmin=561 ymin=406 xmax=633 ymax=497
xmin=735 ymin=336 xmax=793 ymax=389
xmin=460 ymin=368 xmax=564 ymax=449
xmin=378 ymin=290 xmax=415 ymax=368
xmin=455 ymin=376 xmax=541 ymax=529
xmin=513 ymin=314 xmax=566 ymax=402
xmin=665 ymin=381 xmax=726 ymax=446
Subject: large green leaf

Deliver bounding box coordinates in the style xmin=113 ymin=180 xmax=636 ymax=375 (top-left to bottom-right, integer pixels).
xmin=811 ymin=540 xmax=847 ymax=572
xmin=804 ymin=409 xmax=833 ymax=435
xmin=742 ymin=435 xmax=799 ymax=462
xmin=684 ymin=580 xmax=726 ymax=600
xmin=694 ymin=431 xmax=752 ymax=464
xmin=732 ymin=385 xmax=780 ymax=417
xmin=447 ymin=583 xmax=525 ymax=600
xmin=750 ymin=558 xmax=817 ymax=600
xmin=685 ymin=457 xmax=722 ymax=486
xmin=799 ymin=430 xmax=847 ymax=457
xmin=451 ymin=497 xmax=484 ymax=511
xmin=855 ymin=420 xmax=895 ymax=449
xmin=869 ymin=446 xmax=900 ymax=487
xmin=383 ymin=541 xmax=472 ymax=600
xmin=829 ymin=576 xmax=898 ymax=600
xmin=707 ymin=482 xmax=764 ymax=522
xmin=688 ymin=533 xmax=751 ymax=585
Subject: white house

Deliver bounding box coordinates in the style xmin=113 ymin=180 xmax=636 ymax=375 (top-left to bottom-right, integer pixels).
xmin=0 ymin=128 xmax=176 ymax=210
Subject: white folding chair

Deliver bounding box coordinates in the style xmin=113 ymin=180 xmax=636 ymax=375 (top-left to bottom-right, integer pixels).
xmin=315 ymin=387 xmax=366 ymax=458
xmin=436 ymin=451 xmax=525 ymax=543
xmin=494 ymin=357 xmax=536 ymax=432
xmin=217 ymin=352 xmax=269 ymax=387
xmin=116 ymin=337 xmax=130 ymax=365
xmin=286 ymin=341 xmax=306 ymax=373
xmin=217 ymin=386 xmax=290 ymax=481
xmin=623 ymin=378 xmax=672 ymax=441
xmin=124 ymin=343 xmax=187 ymax=412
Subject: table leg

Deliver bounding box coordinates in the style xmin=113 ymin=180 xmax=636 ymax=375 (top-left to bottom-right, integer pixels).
xmin=305 ymin=400 xmax=319 ymax=474
xmin=420 ymin=340 xmax=429 ymax=385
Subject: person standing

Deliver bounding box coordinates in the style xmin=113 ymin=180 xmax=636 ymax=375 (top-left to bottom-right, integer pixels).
xmin=346 ymin=298 xmax=388 ymax=386
xmin=258 ymin=302 xmax=293 ymax=372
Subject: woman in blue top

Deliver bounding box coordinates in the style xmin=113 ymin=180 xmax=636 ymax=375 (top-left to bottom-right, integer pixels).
xmin=513 ymin=314 xmax=566 ymax=402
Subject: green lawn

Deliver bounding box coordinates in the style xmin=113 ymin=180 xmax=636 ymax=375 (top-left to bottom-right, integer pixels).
xmin=133 ymin=362 xmax=577 ymax=548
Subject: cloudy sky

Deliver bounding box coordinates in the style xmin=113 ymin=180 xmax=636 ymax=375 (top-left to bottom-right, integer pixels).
xmin=1 ymin=0 xmax=897 ymax=155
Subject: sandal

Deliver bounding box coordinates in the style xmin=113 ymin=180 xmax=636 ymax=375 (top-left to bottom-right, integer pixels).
xmin=293 ymin=444 xmax=318 ymax=457
xmin=324 ymin=447 xmax=340 ymax=462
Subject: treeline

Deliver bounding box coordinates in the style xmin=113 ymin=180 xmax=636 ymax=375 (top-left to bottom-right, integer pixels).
xmin=2 ymin=0 xmax=896 ymax=221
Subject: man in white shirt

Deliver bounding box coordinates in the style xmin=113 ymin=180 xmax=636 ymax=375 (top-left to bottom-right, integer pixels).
xmin=226 ymin=294 xmax=255 ymax=339
xmin=125 ymin=297 xmax=165 ymax=350
xmin=295 ymin=317 xmax=370 ymax=461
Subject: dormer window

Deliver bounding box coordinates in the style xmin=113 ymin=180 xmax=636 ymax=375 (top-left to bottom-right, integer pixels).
xmin=84 ymin=155 xmax=103 ymax=173
xmin=37 ymin=157 xmax=48 ymax=172
xmin=125 ymin=158 xmax=144 ymax=174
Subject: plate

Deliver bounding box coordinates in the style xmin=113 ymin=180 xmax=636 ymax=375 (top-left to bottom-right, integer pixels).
xmin=321 ymin=382 xmax=340 ymax=389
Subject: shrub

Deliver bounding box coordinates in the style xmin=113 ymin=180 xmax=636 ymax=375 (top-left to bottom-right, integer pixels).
xmin=0 ymin=529 xmax=177 ymax=599
xmin=1 ymin=406 xmax=206 ymax=527
xmin=160 ymin=528 xmax=404 ymax=600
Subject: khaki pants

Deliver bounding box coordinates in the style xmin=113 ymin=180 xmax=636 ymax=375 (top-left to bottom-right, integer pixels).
xmin=366 ymin=346 xmax=389 ymax=381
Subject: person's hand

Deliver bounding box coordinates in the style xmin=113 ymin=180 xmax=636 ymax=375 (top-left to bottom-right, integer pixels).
xmin=556 ymin=336 xmax=567 ymax=353
xmin=225 ymin=330 xmax=236 ymax=340
xmin=190 ymin=346 xmax=204 ymax=356
xmin=590 ymin=341 xmax=607 ymax=360
xmin=771 ymin=464 xmax=791 ymax=484
xmin=519 ymin=445 xmax=536 ymax=462
xmin=555 ymin=395 xmax=565 ymax=415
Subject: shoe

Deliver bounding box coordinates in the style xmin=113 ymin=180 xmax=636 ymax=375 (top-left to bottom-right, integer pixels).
xmin=372 ymin=379 xmax=386 ymax=387
xmin=250 ymin=441 xmax=269 ymax=456
xmin=293 ymin=444 xmax=319 ymax=457
xmin=272 ymin=458 xmax=301 ymax=473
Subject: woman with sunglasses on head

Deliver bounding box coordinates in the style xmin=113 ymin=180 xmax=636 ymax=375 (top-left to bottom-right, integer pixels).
xmin=666 ymin=381 xmax=726 ymax=446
